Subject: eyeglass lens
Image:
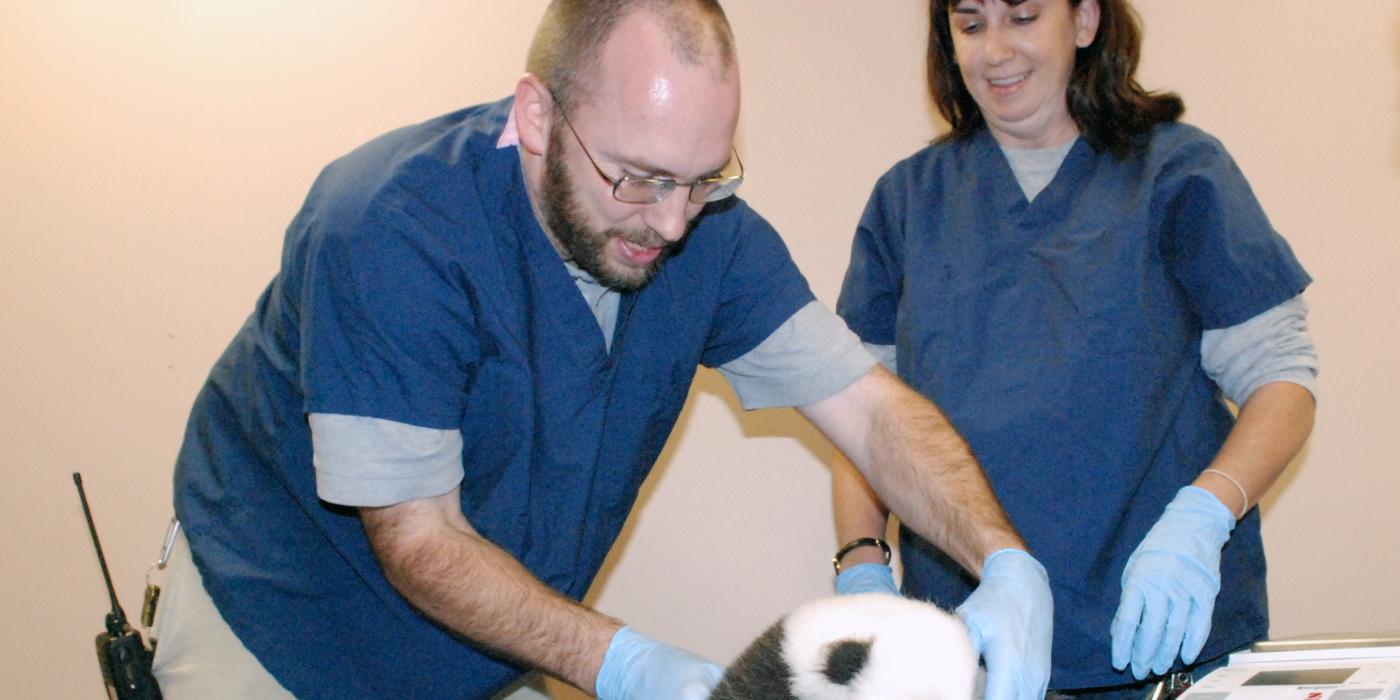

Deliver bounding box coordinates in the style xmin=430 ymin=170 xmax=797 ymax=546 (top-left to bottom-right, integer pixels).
xmin=614 ymin=176 xmax=742 ymax=205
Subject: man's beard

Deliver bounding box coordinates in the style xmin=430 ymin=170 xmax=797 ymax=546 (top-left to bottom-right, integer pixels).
xmin=539 ymin=125 xmax=687 ymax=292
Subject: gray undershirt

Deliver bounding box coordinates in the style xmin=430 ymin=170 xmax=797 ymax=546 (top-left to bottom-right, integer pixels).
xmin=1001 ymin=138 xmax=1077 ymax=202
xmin=565 ymin=260 xmax=620 ymax=352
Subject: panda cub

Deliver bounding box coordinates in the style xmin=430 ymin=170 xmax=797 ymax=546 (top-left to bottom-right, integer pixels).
xmin=711 ymin=593 xmax=977 ymax=700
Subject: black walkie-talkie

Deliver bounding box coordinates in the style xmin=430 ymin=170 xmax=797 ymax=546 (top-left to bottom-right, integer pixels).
xmin=74 ymin=473 xmax=163 ymax=700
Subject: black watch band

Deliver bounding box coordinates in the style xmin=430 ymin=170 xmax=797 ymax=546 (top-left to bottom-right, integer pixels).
xmin=832 ymin=537 xmax=891 ymax=573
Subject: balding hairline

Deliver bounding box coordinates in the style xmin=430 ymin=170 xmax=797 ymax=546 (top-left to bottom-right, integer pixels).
xmin=527 ymin=0 xmax=735 ymax=113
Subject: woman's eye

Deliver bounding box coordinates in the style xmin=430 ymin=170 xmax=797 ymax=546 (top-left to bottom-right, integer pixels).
xmin=955 ymin=20 xmax=983 ymax=35
xmin=1012 ymin=13 xmax=1039 ymax=25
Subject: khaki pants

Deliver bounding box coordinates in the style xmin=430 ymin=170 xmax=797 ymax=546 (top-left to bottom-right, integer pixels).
xmin=151 ymin=529 xmax=561 ymax=699
xmin=151 ymin=530 xmax=296 ymax=699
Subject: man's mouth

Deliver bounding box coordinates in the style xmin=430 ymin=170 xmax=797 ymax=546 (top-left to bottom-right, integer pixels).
xmin=616 ymin=237 xmax=664 ymax=265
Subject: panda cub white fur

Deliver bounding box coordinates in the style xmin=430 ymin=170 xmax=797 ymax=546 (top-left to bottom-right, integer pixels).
xmin=711 ymin=593 xmax=977 ymax=700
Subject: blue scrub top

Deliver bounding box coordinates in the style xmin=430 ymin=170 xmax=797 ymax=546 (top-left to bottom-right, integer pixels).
xmin=172 ymin=98 xmax=814 ymax=699
xmin=837 ymin=124 xmax=1310 ymax=689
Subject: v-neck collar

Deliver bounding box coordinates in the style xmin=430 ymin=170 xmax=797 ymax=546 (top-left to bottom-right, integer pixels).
xmin=975 ymin=128 xmax=1090 ymax=225
xmin=500 ymin=149 xmax=636 ymax=375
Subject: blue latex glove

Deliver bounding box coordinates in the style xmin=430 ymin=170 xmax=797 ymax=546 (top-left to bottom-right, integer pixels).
xmin=1111 ymin=485 xmax=1236 ymax=680
xmin=835 ymin=562 xmax=900 ymax=596
xmin=956 ymin=549 xmax=1053 ymax=700
xmin=595 ymin=626 xmax=723 ymax=700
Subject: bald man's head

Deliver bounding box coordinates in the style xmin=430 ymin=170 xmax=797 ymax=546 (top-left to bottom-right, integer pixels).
xmin=526 ymin=0 xmax=736 ymax=112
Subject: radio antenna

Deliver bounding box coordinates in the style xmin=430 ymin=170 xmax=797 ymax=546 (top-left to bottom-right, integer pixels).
xmin=74 ymin=472 xmax=130 ymax=632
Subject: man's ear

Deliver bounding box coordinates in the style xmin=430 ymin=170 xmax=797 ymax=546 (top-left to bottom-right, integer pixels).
xmin=514 ymin=74 xmax=553 ymax=157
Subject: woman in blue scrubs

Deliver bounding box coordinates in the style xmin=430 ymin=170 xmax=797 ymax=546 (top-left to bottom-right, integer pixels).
xmin=830 ymin=1 xmax=1318 ymax=698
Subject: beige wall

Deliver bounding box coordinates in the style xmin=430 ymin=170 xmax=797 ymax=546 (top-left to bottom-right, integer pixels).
xmin=3 ymin=2 xmax=1397 ymax=697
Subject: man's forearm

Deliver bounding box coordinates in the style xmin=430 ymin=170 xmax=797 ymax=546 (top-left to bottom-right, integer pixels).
xmin=866 ymin=373 xmax=1024 ymax=573
xmin=804 ymin=366 xmax=1025 ymax=576
xmin=360 ymin=489 xmax=620 ymax=693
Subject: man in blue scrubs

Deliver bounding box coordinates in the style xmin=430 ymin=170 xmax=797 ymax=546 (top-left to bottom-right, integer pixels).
xmin=151 ymin=2 xmax=1053 ymax=699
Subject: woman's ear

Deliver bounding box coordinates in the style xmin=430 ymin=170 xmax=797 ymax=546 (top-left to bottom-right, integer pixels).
xmin=1075 ymin=0 xmax=1102 ymax=48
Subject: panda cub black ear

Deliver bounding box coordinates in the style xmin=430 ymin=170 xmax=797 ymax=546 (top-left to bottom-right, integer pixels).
xmin=821 ymin=638 xmax=872 ymax=686
xmin=713 ymin=594 xmax=977 ymax=699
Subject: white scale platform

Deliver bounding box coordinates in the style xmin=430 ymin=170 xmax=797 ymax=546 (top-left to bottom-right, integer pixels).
xmin=1179 ymin=635 xmax=1400 ymax=700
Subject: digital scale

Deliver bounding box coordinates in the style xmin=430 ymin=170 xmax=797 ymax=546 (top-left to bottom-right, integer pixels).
xmin=1178 ymin=635 xmax=1400 ymax=700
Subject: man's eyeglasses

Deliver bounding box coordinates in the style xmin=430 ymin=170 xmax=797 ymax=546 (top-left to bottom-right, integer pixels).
xmin=551 ymin=95 xmax=744 ymax=205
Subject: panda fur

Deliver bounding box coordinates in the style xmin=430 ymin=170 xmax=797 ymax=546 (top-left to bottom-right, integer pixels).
xmin=710 ymin=593 xmax=977 ymax=700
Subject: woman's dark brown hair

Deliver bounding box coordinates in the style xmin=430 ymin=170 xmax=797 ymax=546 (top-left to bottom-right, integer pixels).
xmin=927 ymin=0 xmax=1183 ymax=157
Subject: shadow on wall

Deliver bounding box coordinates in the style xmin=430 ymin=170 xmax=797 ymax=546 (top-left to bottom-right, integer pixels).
xmin=1394 ymin=8 xmax=1400 ymax=174
xmin=582 ymin=367 xmax=833 ymax=607
xmin=691 ymin=367 xmax=831 ymax=448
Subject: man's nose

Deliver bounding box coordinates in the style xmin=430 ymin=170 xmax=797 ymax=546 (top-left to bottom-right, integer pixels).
xmin=642 ymin=190 xmax=695 ymax=243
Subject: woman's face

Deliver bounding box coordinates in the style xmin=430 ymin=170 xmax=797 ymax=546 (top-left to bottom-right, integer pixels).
xmin=948 ymin=0 xmax=1100 ymax=148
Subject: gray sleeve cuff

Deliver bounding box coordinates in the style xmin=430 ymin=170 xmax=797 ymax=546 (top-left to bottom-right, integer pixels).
xmin=1200 ymin=295 xmax=1319 ymax=406
xmin=864 ymin=342 xmax=896 ymax=374
xmin=309 ymin=413 xmax=464 ymax=507
xmin=718 ymin=300 xmax=878 ymax=409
